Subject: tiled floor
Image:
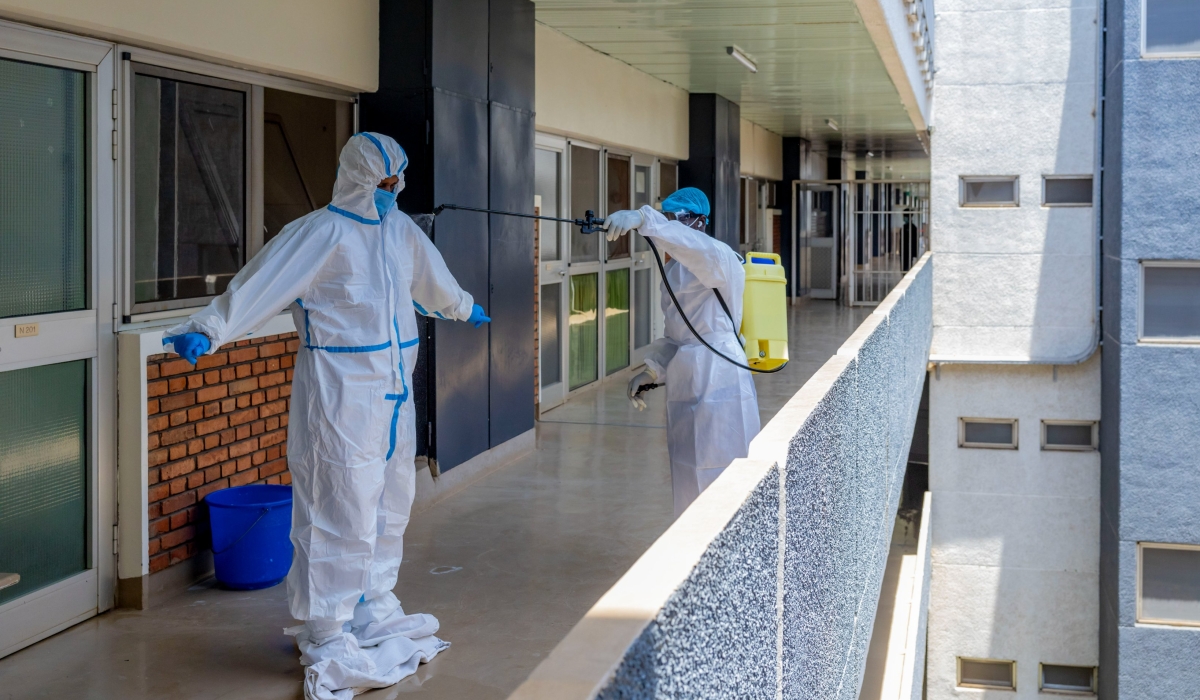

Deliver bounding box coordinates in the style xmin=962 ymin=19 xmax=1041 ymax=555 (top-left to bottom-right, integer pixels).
xmin=0 ymin=298 xmax=871 ymax=700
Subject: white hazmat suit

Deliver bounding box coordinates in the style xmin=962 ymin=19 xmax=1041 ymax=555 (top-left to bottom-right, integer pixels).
xmin=165 ymin=133 xmax=471 ymax=699
xmin=625 ymin=206 xmax=761 ymax=516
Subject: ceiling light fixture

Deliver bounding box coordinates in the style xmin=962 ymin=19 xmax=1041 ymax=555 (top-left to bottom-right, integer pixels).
xmin=867 ymin=151 xmax=875 ymax=157
xmin=825 ymin=118 xmax=839 ymax=131
xmin=726 ymin=46 xmax=758 ymax=73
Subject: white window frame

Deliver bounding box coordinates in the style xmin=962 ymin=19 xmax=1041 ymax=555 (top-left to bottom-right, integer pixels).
xmin=116 ymin=45 xmax=356 ymax=325
xmin=1038 ymin=663 xmax=1097 ymax=696
xmin=1041 ymin=420 xmax=1099 ymax=452
xmin=957 ymin=657 xmax=1017 ymax=691
xmin=1141 ymin=0 xmax=1200 ymax=58
xmin=1137 ymin=260 xmax=1200 ymax=345
xmin=959 ymin=417 xmax=1019 ymax=450
xmin=959 ymin=175 xmax=1019 ymax=208
xmin=1041 ymin=175 xmax=1094 ymax=207
xmin=1137 ymin=541 xmax=1200 ymax=627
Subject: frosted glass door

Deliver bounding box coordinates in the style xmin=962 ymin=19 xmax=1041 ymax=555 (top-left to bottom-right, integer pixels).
xmin=0 ymin=362 xmax=88 ymax=606
xmin=0 ymin=40 xmax=100 ymax=660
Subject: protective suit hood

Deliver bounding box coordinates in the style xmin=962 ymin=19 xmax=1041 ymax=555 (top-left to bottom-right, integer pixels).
xmin=329 ymin=132 xmax=409 ymax=224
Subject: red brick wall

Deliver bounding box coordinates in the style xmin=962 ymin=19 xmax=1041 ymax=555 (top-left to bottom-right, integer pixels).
xmin=146 ymin=333 xmax=298 ymax=573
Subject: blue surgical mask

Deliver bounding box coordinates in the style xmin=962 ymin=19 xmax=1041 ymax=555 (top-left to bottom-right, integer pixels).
xmin=373 ymin=187 xmax=397 ymax=221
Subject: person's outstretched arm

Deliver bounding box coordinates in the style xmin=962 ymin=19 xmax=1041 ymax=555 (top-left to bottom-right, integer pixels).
xmin=164 ymin=214 xmax=338 ymax=352
xmin=634 ymin=206 xmax=741 ymax=291
xmin=403 ymin=216 xmax=476 ymax=322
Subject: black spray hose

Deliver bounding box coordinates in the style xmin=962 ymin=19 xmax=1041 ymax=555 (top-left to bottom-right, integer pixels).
xmin=433 ymin=203 xmax=607 ymax=234
xmin=432 ymin=204 xmax=786 ymax=375
xmin=643 ymin=236 xmax=787 ymax=375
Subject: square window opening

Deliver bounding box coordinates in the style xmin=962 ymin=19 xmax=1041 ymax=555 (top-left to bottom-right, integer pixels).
xmin=1040 ymin=663 xmax=1096 ymax=696
xmin=1144 ymin=0 xmax=1200 ymax=56
xmin=958 ymin=657 xmax=1016 ymax=690
xmin=960 ymin=176 xmax=1019 ymax=207
xmin=1139 ymin=543 xmax=1200 ymax=626
xmin=1043 ymin=176 xmax=1093 ymax=206
xmin=959 ymin=418 xmax=1018 ymax=449
xmin=262 ymin=87 xmax=352 ymax=243
xmin=1042 ymin=421 xmax=1097 ymax=451
xmin=1140 ymin=263 xmax=1200 ymax=341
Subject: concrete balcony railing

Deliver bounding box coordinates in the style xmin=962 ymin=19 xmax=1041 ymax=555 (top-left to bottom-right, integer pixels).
xmin=510 ymin=254 xmax=933 ymax=700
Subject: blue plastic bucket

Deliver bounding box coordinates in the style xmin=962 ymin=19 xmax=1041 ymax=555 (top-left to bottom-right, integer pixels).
xmin=205 ymin=484 xmax=293 ymax=590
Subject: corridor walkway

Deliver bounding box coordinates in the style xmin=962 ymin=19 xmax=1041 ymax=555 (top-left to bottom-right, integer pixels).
xmin=0 ymin=299 xmax=870 ymax=700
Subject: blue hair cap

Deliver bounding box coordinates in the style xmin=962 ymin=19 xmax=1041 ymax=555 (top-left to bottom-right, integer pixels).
xmin=661 ymin=187 xmax=711 ymax=217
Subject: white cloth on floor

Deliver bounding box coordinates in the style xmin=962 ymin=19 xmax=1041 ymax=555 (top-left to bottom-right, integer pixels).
xmin=286 ymin=614 xmax=449 ymax=700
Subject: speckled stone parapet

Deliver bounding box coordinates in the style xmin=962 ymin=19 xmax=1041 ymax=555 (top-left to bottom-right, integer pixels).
xmin=597 ymin=466 xmax=781 ymax=700
xmin=594 ymin=260 xmax=932 ymax=700
xmin=782 ymin=263 xmax=932 ymax=699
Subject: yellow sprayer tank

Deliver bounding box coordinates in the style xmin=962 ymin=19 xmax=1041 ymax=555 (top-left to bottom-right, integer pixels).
xmin=740 ymin=252 xmax=789 ymax=370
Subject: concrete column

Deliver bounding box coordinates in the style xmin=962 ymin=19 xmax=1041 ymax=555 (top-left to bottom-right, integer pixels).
xmin=679 ymin=94 xmax=740 ymax=250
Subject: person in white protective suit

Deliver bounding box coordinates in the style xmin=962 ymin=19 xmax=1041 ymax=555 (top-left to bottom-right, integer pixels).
xmin=162 ymin=132 xmax=489 ymax=700
xmin=604 ymin=187 xmax=760 ymax=517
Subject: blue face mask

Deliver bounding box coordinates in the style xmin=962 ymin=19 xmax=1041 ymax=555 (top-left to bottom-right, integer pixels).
xmin=373 ymin=187 xmax=397 ymax=221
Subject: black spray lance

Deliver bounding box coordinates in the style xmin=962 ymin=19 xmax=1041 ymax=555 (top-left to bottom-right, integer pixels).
xmin=423 ymin=204 xmax=786 ymax=384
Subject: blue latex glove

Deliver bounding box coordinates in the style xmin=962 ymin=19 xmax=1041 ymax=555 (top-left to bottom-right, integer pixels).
xmin=164 ymin=332 xmax=211 ymax=365
xmin=467 ymin=304 xmax=491 ymax=328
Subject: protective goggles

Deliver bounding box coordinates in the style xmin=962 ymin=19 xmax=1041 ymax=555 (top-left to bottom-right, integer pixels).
xmin=672 ymin=211 xmax=708 ymax=229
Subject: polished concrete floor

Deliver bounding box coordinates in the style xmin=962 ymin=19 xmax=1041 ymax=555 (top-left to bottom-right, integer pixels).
xmin=0 ymin=298 xmax=870 ymax=700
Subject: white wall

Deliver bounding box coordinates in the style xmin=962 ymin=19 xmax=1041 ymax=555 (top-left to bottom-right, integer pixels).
xmin=740 ymin=118 xmax=783 ymax=181
xmin=536 ymin=22 xmax=689 ymax=161
xmin=0 ymin=0 xmax=378 ymax=91
xmin=930 ymin=0 xmax=1098 ymax=363
xmin=853 ymin=0 xmax=932 ymax=132
xmin=927 ymin=357 xmax=1099 ymax=699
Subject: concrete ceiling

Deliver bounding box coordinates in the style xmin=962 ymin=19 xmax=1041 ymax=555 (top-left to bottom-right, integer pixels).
xmin=534 ymin=0 xmax=929 ymax=170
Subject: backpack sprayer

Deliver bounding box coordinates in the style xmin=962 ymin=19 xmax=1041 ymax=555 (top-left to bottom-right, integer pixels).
xmin=429 ymin=203 xmax=789 ymax=377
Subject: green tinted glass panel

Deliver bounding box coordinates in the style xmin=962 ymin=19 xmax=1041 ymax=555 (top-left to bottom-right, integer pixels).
xmin=605 ymin=268 xmax=630 ymax=374
xmin=0 ymin=360 xmax=88 ymax=605
xmin=133 ymin=69 xmax=246 ymax=304
xmin=569 ymin=274 xmax=598 ymax=389
xmin=0 ymin=58 xmax=87 ymax=319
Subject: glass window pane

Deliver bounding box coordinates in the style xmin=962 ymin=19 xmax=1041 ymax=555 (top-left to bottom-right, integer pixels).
xmin=263 ymin=88 xmax=349 ymax=242
xmin=540 ymin=282 xmax=562 ymax=386
xmin=962 ymin=419 xmax=1016 ymax=447
xmin=960 ymin=177 xmax=1018 ymax=206
xmin=1044 ymin=422 xmax=1095 ymax=449
xmin=1146 ymin=0 xmax=1200 ymax=54
xmin=633 ymin=165 xmax=650 ymax=253
xmin=607 ymin=155 xmax=630 ymax=259
xmin=606 ymin=268 xmax=630 ymax=374
xmin=1132 ymin=547 xmax=1200 ymax=624
xmin=133 ymin=68 xmax=246 ymax=306
xmin=634 ymin=268 xmax=652 ymax=349
xmin=959 ymin=659 xmax=1015 ymax=689
xmin=1140 ymin=546 xmax=1200 ymax=625
xmin=1143 ymin=265 xmax=1200 ymax=338
xmin=1044 ymin=177 xmax=1093 ymax=206
xmin=1041 ymin=664 xmax=1095 ymax=693
xmin=0 ymin=58 xmax=87 ymax=319
xmin=570 ymin=146 xmax=600 ymax=264
xmin=569 ymin=274 xmax=598 ymax=389
xmin=0 ymin=360 xmax=88 ymax=606
xmin=536 ymin=148 xmax=562 ymax=261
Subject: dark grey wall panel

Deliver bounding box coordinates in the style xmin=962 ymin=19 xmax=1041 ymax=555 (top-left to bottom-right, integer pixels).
xmin=431 ymin=0 xmax=489 ymax=99
xmin=680 ymin=93 xmax=741 ymax=250
xmin=431 ymin=90 xmax=490 ymax=470
xmin=488 ymin=0 xmax=534 ymax=112
xmin=363 ymin=0 xmax=534 ymax=470
xmin=488 ymin=103 xmax=535 ymax=447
